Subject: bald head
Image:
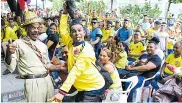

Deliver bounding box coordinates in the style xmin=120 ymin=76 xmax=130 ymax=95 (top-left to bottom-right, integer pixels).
xmin=174 ymin=42 xmax=182 ymax=56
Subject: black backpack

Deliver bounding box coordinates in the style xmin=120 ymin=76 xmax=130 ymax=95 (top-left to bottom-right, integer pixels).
xmin=92 ymin=60 xmax=113 ymax=90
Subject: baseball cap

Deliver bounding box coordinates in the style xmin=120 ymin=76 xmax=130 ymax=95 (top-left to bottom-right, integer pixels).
xmin=115 ymin=19 xmax=120 ymax=23
xmin=154 ymin=21 xmax=161 ymax=25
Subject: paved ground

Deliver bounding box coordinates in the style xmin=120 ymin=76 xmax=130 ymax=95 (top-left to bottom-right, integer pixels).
xmin=1 ymin=61 xmax=58 ymax=102
xmin=1 ymin=61 xmax=25 ymax=102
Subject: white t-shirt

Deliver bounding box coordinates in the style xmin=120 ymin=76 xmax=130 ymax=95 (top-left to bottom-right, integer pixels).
xmin=138 ymin=19 xmax=150 ymax=31
xmin=113 ymin=27 xmax=121 ymax=37
xmin=154 ymin=32 xmax=169 ymax=51
xmin=38 ymin=33 xmax=48 ymax=42
xmin=155 ymin=48 xmax=165 ymax=60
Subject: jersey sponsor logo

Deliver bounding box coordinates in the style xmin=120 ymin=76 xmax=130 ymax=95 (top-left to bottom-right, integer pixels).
xmin=73 ymin=48 xmax=79 ymax=55
xmin=175 ymin=61 xmax=180 ymax=67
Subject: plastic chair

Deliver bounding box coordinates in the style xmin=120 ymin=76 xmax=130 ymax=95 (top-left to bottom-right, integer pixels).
xmin=103 ymin=76 xmax=138 ymax=103
xmin=135 ymin=58 xmax=165 ymax=102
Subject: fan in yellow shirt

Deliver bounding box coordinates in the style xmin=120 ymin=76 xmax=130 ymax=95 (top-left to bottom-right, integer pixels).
xmin=128 ymin=32 xmax=146 ymax=64
xmin=145 ymin=21 xmax=161 ymax=43
xmin=112 ymin=41 xmax=128 ymax=69
xmin=101 ymin=12 xmax=114 ymax=24
xmin=2 ymin=15 xmax=9 ymax=25
xmin=99 ymin=48 xmax=121 ymax=89
xmin=101 ymin=20 xmax=114 ymax=44
xmin=167 ymin=27 xmax=176 ymax=54
xmin=1 ymin=20 xmax=18 ymax=57
xmin=1 ymin=26 xmax=18 ymax=42
xmin=50 ymin=11 xmax=105 ymax=102
xmin=14 ymin=16 xmax=27 ymax=37
xmin=163 ymin=42 xmax=182 ymax=77
xmin=8 ymin=18 xmax=18 ymax=33
xmin=87 ymin=1 xmax=102 ymax=22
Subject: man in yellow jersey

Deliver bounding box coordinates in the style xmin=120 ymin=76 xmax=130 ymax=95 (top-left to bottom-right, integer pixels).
xmin=49 ymin=1 xmax=105 ymax=102
xmin=14 ymin=16 xmax=27 ymax=38
xmin=128 ymin=32 xmax=146 ymax=64
xmin=161 ymin=42 xmax=182 ymax=80
xmin=101 ymin=20 xmax=114 ymax=45
xmin=8 ymin=18 xmax=18 ymax=33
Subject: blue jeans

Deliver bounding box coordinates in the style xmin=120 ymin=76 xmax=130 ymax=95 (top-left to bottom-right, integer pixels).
xmin=117 ymin=68 xmax=141 ymax=77
xmin=117 ymin=69 xmax=130 ymax=75
xmin=127 ymin=57 xmax=136 ymax=65
xmin=94 ymin=44 xmax=101 ymax=59
xmin=75 ymin=85 xmax=105 ymax=102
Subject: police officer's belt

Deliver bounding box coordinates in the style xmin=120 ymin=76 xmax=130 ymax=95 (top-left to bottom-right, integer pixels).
xmin=19 ymin=72 xmax=48 ymax=79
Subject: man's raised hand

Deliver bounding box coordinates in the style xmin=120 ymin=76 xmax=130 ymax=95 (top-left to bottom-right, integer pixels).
xmin=7 ymin=38 xmax=16 ymax=54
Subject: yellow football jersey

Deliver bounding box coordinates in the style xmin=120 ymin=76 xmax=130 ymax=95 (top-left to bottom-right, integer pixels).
xmin=164 ymin=54 xmax=182 ymax=75
xmin=129 ymin=41 xmax=145 ymax=59
xmin=101 ymin=27 xmax=114 ymax=42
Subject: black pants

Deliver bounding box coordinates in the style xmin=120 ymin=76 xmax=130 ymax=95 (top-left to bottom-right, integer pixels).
xmin=75 ymin=91 xmax=103 ymax=102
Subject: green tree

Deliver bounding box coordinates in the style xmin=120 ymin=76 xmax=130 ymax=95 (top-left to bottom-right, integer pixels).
xmin=178 ymin=9 xmax=182 ymax=20
xmin=51 ymin=0 xmax=64 ymax=11
xmin=76 ymin=0 xmax=106 ymax=14
xmin=119 ymin=3 xmax=162 ymax=26
xmin=166 ymin=0 xmax=182 ymax=23
xmin=50 ymin=0 xmax=106 ymax=14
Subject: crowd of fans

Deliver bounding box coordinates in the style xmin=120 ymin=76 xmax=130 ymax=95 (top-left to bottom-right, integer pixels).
xmin=1 ymin=2 xmax=182 ymax=102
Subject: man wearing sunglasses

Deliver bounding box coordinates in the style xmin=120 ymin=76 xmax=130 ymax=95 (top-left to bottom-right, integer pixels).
xmin=90 ymin=18 xmax=102 ymax=59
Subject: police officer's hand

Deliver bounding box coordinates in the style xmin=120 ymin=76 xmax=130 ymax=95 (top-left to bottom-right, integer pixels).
xmin=7 ymin=38 xmax=16 ymax=54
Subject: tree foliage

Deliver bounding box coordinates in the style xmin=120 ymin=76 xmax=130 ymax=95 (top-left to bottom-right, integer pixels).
xmin=51 ymin=0 xmax=64 ymax=11
xmin=171 ymin=0 xmax=182 ymax=3
xmin=50 ymin=0 xmax=106 ymax=13
xmin=178 ymin=9 xmax=182 ymax=20
xmin=76 ymin=0 xmax=106 ymax=14
xmin=166 ymin=0 xmax=182 ymax=23
xmin=119 ymin=3 xmax=162 ymax=26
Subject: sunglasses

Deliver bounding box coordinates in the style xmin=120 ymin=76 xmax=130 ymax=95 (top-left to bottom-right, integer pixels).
xmin=91 ymin=22 xmax=97 ymax=24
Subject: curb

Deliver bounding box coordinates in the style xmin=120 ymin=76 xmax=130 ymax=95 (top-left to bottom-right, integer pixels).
xmin=1 ymin=89 xmax=25 ymax=102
